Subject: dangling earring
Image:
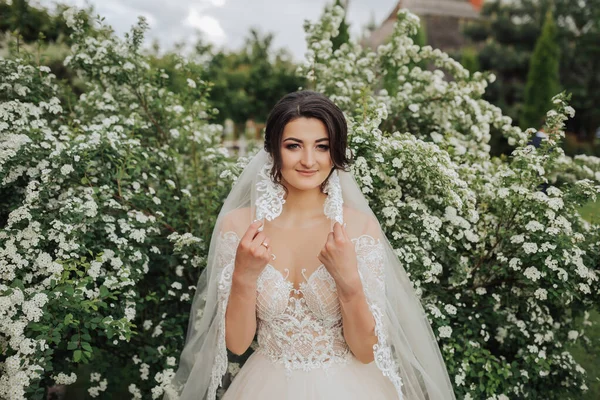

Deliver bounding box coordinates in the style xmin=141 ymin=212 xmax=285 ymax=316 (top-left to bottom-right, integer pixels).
xmin=255 ymin=153 xmax=286 ymax=222
xmin=323 ymin=169 xmax=344 ymax=225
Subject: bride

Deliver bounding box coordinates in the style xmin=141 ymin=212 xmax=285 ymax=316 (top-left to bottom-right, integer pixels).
xmin=164 ymin=91 xmax=456 ymax=399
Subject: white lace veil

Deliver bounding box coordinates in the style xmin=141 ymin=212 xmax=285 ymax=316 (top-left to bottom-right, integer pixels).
xmin=164 ymin=144 xmax=456 ymax=400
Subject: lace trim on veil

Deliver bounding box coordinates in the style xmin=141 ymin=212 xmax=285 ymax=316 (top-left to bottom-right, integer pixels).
xmin=355 ymin=235 xmax=404 ymax=399
xmin=254 ymin=155 xmax=286 ymax=222
xmin=208 ymin=233 xmax=237 ymax=399
xmin=323 ymin=169 xmax=344 ymax=225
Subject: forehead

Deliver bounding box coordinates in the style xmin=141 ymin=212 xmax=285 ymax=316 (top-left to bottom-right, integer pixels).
xmin=282 ymin=117 xmax=329 ymax=140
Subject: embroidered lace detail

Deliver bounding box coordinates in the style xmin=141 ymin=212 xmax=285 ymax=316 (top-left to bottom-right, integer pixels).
xmin=210 ymin=231 xmax=404 ymax=399
xmin=208 ymin=231 xmax=239 ymax=399
xmin=255 ymin=155 xmax=286 ymax=222
xmin=323 ymin=169 xmax=344 ymax=225
xmin=354 ymin=235 xmax=404 ymax=399
xmin=255 ymin=156 xmax=344 ymax=224
xmin=255 ymin=263 xmax=352 ymax=377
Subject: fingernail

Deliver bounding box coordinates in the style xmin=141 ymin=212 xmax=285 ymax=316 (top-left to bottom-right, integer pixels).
xmin=343 ymin=222 xmax=347 ymax=229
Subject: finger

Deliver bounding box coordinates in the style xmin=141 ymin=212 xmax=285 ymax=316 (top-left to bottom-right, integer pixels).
xmin=260 ymin=236 xmax=271 ymax=253
xmin=257 ymin=238 xmax=272 ymax=260
xmin=251 ymin=232 xmax=267 ymax=250
xmin=325 ymin=231 xmax=335 ymax=250
xmin=341 ymin=222 xmax=349 ymax=240
xmin=242 ymin=220 xmax=264 ymax=244
xmin=332 ymin=221 xmax=344 ymax=242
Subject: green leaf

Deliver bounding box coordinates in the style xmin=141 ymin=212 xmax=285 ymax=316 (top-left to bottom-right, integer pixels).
xmin=73 ymin=350 xmax=82 ymax=362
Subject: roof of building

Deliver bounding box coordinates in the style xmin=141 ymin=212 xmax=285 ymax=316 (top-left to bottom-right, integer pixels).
xmin=365 ymin=0 xmax=482 ymax=50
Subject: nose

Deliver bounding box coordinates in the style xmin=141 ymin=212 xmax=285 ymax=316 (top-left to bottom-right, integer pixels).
xmin=300 ymin=148 xmax=316 ymax=168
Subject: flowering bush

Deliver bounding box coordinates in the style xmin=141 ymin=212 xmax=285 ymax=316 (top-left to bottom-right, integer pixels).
xmin=1 ymin=4 xmax=599 ymax=400
xmin=0 ymin=9 xmax=236 ymax=399
xmin=296 ymin=5 xmax=600 ymax=399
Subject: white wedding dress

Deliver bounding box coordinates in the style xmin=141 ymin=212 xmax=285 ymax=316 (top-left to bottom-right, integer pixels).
xmin=215 ymin=228 xmax=399 ymax=400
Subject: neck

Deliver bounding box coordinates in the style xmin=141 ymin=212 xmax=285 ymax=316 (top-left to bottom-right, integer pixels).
xmin=277 ymin=180 xmax=328 ymax=225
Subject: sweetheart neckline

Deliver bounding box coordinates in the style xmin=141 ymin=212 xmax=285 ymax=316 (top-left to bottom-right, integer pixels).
xmin=261 ymin=263 xmax=329 ymax=290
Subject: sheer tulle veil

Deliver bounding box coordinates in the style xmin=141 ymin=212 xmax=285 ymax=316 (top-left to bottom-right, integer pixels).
xmin=164 ymin=118 xmax=456 ymax=400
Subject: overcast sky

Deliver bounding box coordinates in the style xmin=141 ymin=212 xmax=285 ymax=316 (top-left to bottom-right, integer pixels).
xmin=35 ymin=0 xmax=397 ymax=61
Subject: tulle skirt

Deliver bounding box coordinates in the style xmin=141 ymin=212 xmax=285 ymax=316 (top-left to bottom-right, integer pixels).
xmin=221 ymin=350 xmax=398 ymax=399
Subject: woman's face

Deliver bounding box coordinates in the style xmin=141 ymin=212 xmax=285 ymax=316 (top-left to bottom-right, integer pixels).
xmin=279 ymin=117 xmax=332 ymax=192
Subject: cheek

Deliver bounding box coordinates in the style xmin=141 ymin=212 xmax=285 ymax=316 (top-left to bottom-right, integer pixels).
xmin=279 ymin=149 xmax=294 ymax=167
xmin=320 ymin=151 xmax=332 ymax=165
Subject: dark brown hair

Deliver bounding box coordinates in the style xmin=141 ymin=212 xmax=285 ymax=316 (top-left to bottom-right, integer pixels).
xmin=263 ymin=91 xmax=353 ymax=193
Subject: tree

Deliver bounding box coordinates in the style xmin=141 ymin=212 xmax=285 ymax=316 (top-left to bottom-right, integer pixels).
xmin=194 ymin=29 xmax=304 ymax=133
xmin=463 ymin=0 xmax=600 ymax=142
xmin=522 ymin=7 xmax=561 ymax=129
xmin=460 ymin=46 xmax=480 ymax=75
xmin=0 ymin=0 xmax=75 ymax=44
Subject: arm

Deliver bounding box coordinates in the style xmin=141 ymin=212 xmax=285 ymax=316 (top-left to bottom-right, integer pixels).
xmin=218 ymin=217 xmax=268 ymax=356
xmin=224 ymin=267 xmax=258 ymax=355
xmin=338 ymin=275 xmax=379 ymax=364
xmin=338 ymin=219 xmax=386 ymax=364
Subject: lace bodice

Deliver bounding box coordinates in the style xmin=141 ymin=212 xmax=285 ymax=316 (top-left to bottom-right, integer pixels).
xmin=215 ymin=230 xmax=386 ymax=373
xmin=255 ymin=262 xmax=352 ymax=376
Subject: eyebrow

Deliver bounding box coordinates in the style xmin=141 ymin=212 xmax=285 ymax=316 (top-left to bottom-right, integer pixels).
xmin=283 ymin=137 xmax=329 ymax=143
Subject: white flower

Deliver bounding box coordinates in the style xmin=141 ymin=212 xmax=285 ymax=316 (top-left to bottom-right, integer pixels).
xmin=444 ymin=304 xmax=457 ymax=315
xmin=140 ymin=363 xmax=150 ymax=380
xmin=61 ymin=164 xmax=74 ymax=175
xmin=509 ymin=258 xmax=522 ymax=271
xmin=534 ymin=288 xmax=547 ymax=300
xmin=408 ymin=104 xmax=420 ymax=113
xmin=510 ymin=234 xmax=525 ymax=244
xmin=52 ymin=372 xmax=77 ymax=385
xmin=522 ymin=242 xmax=538 ymax=254
xmin=525 ymin=220 xmax=544 ymax=232
xmin=524 ymin=266 xmax=541 ymax=281
xmin=438 ymin=326 xmax=452 ymax=338
xmin=186 ymin=78 xmax=197 ymax=88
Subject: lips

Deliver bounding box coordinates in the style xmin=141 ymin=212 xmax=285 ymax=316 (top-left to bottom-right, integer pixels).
xmin=297 ymin=170 xmax=317 ymax=176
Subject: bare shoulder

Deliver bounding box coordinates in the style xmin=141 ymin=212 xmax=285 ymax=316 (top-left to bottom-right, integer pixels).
xmin=342 ymin=206 xmax=382 ymax=239
xmin=220 ymin=207 xmax=252 ymax=237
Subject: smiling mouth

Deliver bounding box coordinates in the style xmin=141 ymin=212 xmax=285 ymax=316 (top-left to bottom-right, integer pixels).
xmin=297 ymin=170 xmax=317 ymax=175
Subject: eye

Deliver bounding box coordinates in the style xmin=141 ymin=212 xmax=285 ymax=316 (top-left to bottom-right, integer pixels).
xmin=284 ymin=143 xmax=329 ymax=150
